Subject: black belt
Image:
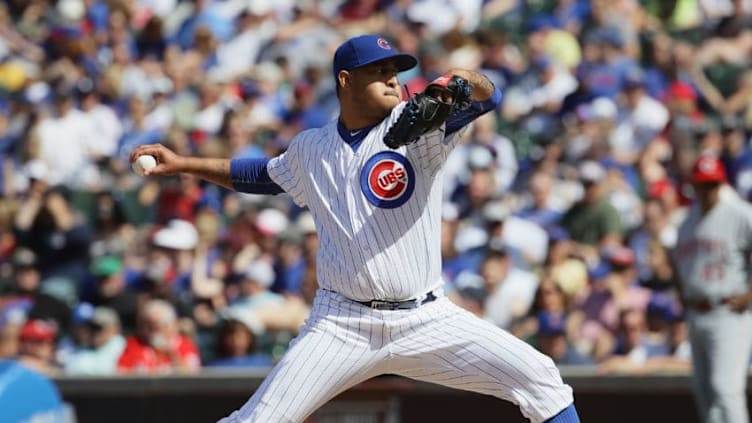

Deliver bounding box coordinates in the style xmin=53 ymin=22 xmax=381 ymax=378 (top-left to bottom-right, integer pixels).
xmin=352 ymin=292 xmax=438 ymax=310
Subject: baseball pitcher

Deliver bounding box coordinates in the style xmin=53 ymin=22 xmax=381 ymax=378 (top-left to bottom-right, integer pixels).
xmin=131 ymin=34 xmax=580 ymax=423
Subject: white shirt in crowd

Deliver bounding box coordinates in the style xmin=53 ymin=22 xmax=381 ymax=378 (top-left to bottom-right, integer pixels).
xmin=492 ymin=216 xmax=549 ymax=270
xmin=444 ymin=136 xmax=518 ymax=199
xmin=36 ymin=109 xmax=100 ymax=188
xmin=216 ymin=19 xmax=277 ymax=81
xmin=83 ymin=104 xmax=123 ymax=158
xmin=484 ymin=267 xmax=539 ymax=330
xmin=611 ymin=94 xmax=669 ymax=155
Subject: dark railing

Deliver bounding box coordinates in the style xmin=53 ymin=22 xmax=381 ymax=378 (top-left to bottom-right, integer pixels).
xmin=54 ymin=367 xmax=752 ymax=423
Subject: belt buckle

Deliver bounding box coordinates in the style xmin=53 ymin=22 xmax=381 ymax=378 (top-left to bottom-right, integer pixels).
xmin=368 ymin=292 xmax=436 ymax=310
xmin=369 ymin=300 xmax=395 ymax=310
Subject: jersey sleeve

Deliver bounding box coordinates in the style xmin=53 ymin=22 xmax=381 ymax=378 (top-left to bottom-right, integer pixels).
xmin=267 ymin=134 xmax=308 ymax=207
xmin=230 ymin=158 xmax=285 ymax=194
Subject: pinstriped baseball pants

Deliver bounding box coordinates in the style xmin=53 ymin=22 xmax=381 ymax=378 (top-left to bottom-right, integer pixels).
xmin=217 ymin=289 xmax=574 ymax=423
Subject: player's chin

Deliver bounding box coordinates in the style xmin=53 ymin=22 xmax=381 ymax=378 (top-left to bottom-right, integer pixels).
xmin=381 ymin=94 xmax=401 ymax=109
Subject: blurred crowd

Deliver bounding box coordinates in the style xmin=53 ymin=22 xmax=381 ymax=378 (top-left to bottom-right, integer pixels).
xmin=1 ymin=0 xmax=752 ymax=377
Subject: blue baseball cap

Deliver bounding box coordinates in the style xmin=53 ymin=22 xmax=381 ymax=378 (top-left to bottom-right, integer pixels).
xmin=332 ymin=34 xmax=417 ymax=81
xmin=72 ymin=302 xmax=95 ymax=324
xmin=527 ymin=14 xmax=559 ymax=33
xmin=588 ymin=261 xmax=611 ymax=280
xmin=624 ymin=67 xmax=645 ymax=89
xmin=537 ymin=311 xmax=566 ymax=336
xmin=647 ymin=293 xmax=683 ymax=322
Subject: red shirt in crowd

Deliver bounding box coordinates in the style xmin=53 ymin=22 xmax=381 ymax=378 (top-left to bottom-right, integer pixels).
xmin=117 ymin=335 xmax=201 ymax=374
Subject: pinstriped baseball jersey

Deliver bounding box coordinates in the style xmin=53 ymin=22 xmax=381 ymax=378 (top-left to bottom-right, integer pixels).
xmin=267 ymin=102 xmax=468 ymax=302
xmin=674 ymin=199 xmax=752 ymax=302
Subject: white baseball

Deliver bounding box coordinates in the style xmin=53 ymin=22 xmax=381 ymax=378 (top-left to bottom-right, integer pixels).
xmin=131 ymin=155 xmax=157 ymax=176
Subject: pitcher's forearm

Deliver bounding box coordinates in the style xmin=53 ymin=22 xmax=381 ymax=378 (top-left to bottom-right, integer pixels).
xmin=447 ymin=69 xmax=495 ymax=102
xmin=181 ymin=157 xmax=234 ymax=190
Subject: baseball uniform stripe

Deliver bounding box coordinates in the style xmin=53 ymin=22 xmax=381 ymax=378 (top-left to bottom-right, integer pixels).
xmin=225 ymin=294 xmax=390 ymax=422
xmin=389 ymin=299 xmax=572 ymax=422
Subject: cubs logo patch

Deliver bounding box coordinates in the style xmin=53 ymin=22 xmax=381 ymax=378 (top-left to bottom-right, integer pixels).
xmin=360 ymin=151 xmax=415 ymax=208
xmin=377 ymin=37 xmax=391 ymax=50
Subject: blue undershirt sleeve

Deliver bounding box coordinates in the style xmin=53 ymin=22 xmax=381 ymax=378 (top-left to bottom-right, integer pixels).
xmin=445 ymin=85 xmax=504 ymax=136
xmin=230 ymin=158 xmax=285 ymax=195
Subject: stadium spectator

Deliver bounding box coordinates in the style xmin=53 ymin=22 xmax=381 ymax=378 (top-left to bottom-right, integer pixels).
xmin=63 ymin=306 xmax=125 ymax=375
xmin=644 ymin=293 xmax=692 ymax=370
xmin=614 ymin=67 xmax=670 ymax=156
xmin=600 ymin=246 xmax=652 ymax=313
xmin=515 ymin=170 xmax=566 ymax=229
xmin=117 ymin=96 xmax=165 ymax=163
xmin=484 ymin=200 xmax=549 ymax=270
xmin=450 ymin=144 xmax=499 ymax=220
xmin=138 ymin=219 xmax=199 ymax=297
xmin=2 ymin=248 xmax=71 ymax=334
xmin=186 ymin=232 xmax=228 ymax=363
xmin=721 ymin=114 xmax=752 ymax=199
xmin=205 ymin=309 xmax=272 ymax=369
xmin=449 ymin=270 xmax=488 ymax=318
xmin=88 ymin=189 xmax=133 ymax=258
xmin=117 ymin=299 xmax=200 ymax=374
xmin=512 ymin=276 xmax=572 ymax=342
xmin=271 ymin=211 xmax=317 ymax=298
xmin=561 ymin=160 xmax=623 ymax=261
xmin=34 ymin=86 xmax=100 ymax=189
xmin=15 ymin=318 xmax=60 ymax=376
xmin=268 ymin=229 xmax=301 ymax=293
xmin=445 ymin=104 xmax=517 ymax=196
xmin=56 ymin=302 xmax=96 ymax=364
xmin=13 ymin=185 xmax=93 ymax=288
xmin=440 ymin=202 xmax=470 ymax=283
xmin=544 ymin=227 xmax=589 ymax=301
xmin=572 ymin=246 xmax=651 ymax=346
xmin=481 ymin=247 xmax=539 ymax=330
xmin=597 ymin=308 xmax=670 ymax=374
xmin=75 ymin=77 xmax=122 ymax=161
xmin=535 ymin=310 xmax=594 ymax=366
xmin=82 ymin=255 xmax=139 ymax=335
xmin=569 ymin=262 xmax=617 ymax=361
xmin=225 ymin=258 xmax=309 ymax=336
xmin=566 ymin=96 xmax=619 ymax=162
xmin=230 ymin=259 xmax=276 ymax=308
xmin=628 ymin=202 xmax=678 ymax=293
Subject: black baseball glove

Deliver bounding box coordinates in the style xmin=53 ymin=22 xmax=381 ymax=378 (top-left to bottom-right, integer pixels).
xmin=383 ymin=74 xmax=473 ymax=149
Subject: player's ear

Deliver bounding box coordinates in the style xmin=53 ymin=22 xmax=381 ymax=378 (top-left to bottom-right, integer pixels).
xmin=337 ymin=70 xmax=351 ymax=89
